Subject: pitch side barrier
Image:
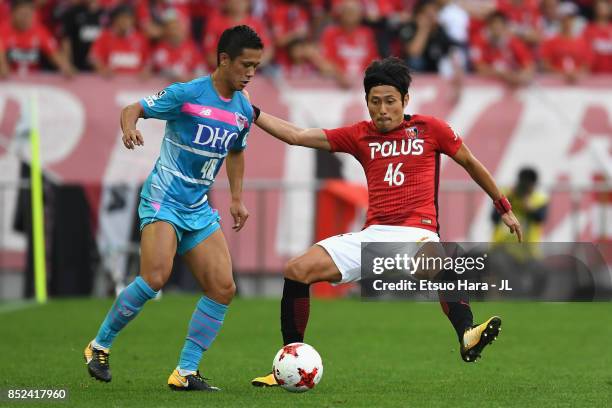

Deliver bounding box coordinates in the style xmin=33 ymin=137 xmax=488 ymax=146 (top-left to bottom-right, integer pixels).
xmin=361 ymin=242 xmax=612 ymax=301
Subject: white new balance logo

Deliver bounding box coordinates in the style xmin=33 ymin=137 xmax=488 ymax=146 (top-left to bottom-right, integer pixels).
xmin=200 ymin=108 xmax=212 ymax=116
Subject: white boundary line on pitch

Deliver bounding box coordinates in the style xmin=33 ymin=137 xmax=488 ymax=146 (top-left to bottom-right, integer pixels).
xmin=0 ymin=300 xmax=41 ymax=315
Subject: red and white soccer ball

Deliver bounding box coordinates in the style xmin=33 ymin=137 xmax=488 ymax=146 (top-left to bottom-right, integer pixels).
xmin=272 ymin=342 xmax=323 ymax=393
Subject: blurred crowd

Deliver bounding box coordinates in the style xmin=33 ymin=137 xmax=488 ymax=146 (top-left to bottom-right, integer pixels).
xmin=0 ymin=0 xmax=610 ymax=88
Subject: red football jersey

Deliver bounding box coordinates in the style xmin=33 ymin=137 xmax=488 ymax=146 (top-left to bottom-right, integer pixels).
xmin=321 ymin=25 xmax=379 ymax=77
xmin=583 ymin=23 xmax=612 ymax=73
xmin=152 ymin=39 xmax=204 ymax=77
xmin=89 ymin=29 xmax=149 ymax=73
xmin=470 ymin=34 xmax=533 ymax=71
xmin=540 ymin=34 xmax=592 ymax=72
xmin=324 ymin=115 xmax=462 ymax=233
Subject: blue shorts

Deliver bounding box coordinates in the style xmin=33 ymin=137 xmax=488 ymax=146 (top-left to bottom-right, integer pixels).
xmin=138 ymin=198 xmax=221 ymax=255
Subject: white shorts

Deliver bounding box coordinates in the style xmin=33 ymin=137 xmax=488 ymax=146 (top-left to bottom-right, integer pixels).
xmin=316 ymin=225 xmax=440 ymax=284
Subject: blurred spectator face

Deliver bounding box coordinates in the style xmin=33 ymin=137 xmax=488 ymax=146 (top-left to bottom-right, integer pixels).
xmin=516 ymin=168 xmax=538 ymax=197
xmin=488 ymin=15 xmax=509 ymax=43
xmin=113 ymin=12 xmax=135 ymax=35
xmin=541 ymin=0 xmax=559 ymax=20
xmin=165 ymin=18 xmax=187 ymax=45
xmin=225 ymin=0 xmax=250 ymax=17
xmin=337 ymin=0 xmax=363 ymax=29
xmin=12 ymin=2 xmax=35 ymax=31
xmin=288 ymin=39 xmax=307 ymax=63
xmin=558 ymin=2 xmax=578 ymax=34
xmin=594 ymin=0 xmax=610 ymax=21
xmin=417 ymin=2 xmax=439 ymax=24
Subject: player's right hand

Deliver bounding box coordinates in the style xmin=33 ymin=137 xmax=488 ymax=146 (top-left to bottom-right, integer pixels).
xmin=122 ymin=129 xmax=144 ymax=149
xmin=501 ymin=210 xmax=523 ymax=243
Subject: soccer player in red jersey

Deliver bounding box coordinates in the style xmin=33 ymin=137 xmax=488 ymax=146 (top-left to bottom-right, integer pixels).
xmin=250 ymin=57 xmax=522 ymax=387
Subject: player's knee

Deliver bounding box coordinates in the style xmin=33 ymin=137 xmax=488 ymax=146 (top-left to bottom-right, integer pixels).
xmin=209 ymin=280 xmax=236 ymax=305
xmin=142 ymin=261 xmax=172 ymax=290
xmin=141 ymin=273 xmax=167 ymax=291
xmin=284 ymin=259 xmax=313 ymax=285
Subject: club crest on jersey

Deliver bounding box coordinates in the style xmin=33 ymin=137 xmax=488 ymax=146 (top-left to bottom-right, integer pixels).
xmin=235 ymin=112 xmax=248 ymax=131
xmin=406 ymin=126 xmax=419 ymax=139
xmin=144 ymin=90 xmax=167 ymax=107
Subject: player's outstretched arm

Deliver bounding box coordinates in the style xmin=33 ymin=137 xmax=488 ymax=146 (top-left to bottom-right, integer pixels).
xmin=226 ymin=150 xmax=249 ymax=232
xmin=120 ymin=102 xmax=145 ymax=150
xmin=254 ymin=110 xmax=331 ymax=151
xmin=452 ymin=143 xmax=523 ymax=242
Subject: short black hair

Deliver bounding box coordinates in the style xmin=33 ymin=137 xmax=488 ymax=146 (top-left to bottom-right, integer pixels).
xmin=363 ymin=57 xmax=412 ymax=100
xmin=487 ymin=10 xmax=508 ymax=24
xmin=11 ymin=0 xmax=34 ymax=10
xmin=110 ymin=5 xmax=134 ymax=22
xmin=217 ymin=25 xmax=264 ymax=65
xmin=518 ymin=167 xmax=538 ymax=185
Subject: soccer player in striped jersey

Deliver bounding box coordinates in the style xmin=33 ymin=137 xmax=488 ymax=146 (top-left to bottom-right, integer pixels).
xmin=83 ymin=25 xmax=262 ymax=392
xmin=250 ymin=57 xmax=523 ymax=387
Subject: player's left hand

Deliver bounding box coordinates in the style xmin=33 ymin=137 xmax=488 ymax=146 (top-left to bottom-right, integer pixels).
xmin=502 ymin=210 xmax=523 ymax=243
xmin=230 ymin=199 xmax=249 ymax=232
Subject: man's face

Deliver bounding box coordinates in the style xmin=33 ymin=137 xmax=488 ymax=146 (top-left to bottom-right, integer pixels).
xmin=221 ymin=48 xmax=263 ymax=91
xmin=595 ymin=0 xmax=610 ymax=19
xmin=366 ymin=85 xmax=408 ymax=133
xmin=488 ymin=18 xmax=508 ymax=42
xmin=338 ymin=0 xmax=363 ymax=28
xmin=114 ymin=13 xmax=134 ymax=34
xmin=226 ymin=0 xmax=250 ymax=16
xmin=12 ymin=4 xmax=35 ymax=31
xmin=165 ymin=19 xmax=186 ymax=44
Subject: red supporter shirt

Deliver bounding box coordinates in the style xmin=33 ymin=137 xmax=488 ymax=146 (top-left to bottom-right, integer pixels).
xmin=540 ymin=34 xmax=592 ymax=72
xmin=135 ymin=0 xmax=191 ymax=28
xmin=269 ymin=3 xmax=310 ymax=40
xmin=470 ymin=34 xmax=533 ymax=71
xmin=89 ymin=29 xmax=149 ymax=73
xmin=202 ymin=11 xmax=270 ymax=64
xmin=496 ymin=0 xmax=541 ymax=32
xmin=330 ymin=0 xmax=409 ymax=17
xmin=324 ymin=115 xmax=463 ymax=233
xmin=583 ymin=23 xmax=612 ymax=73
xmin=0 ymin=23 xmax=58 ymax=72
xmin=321 ymin=25 xmax=379 ymax=77
xmin=152 ymin=39 xmax=203 ymax=76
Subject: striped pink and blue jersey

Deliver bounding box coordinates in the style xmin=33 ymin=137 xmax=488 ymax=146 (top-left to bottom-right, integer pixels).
xmin=139 ymin=76 xmax=253 ymax=212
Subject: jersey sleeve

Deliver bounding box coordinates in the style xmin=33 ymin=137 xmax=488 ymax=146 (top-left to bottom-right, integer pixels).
xmin=323 ymin=123 xmax=359 ymax=154
xmin=230 ymin=99 xmax=254 ymax=152
xmin=39 ymin=26 xmax=59 ymax=56
xmin=431 ymin=117 xmax=462 ymax=156
xmin=139 ymin=82 xmax=186 ymax=121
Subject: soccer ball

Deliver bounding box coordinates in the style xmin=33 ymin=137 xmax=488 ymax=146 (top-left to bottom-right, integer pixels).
xmin=272 ymin=342 xmax=323 ymax=392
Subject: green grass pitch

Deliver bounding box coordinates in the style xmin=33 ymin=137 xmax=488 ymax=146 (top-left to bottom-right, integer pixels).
xmin=1 ymin=296 xmax=611 ymax=407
